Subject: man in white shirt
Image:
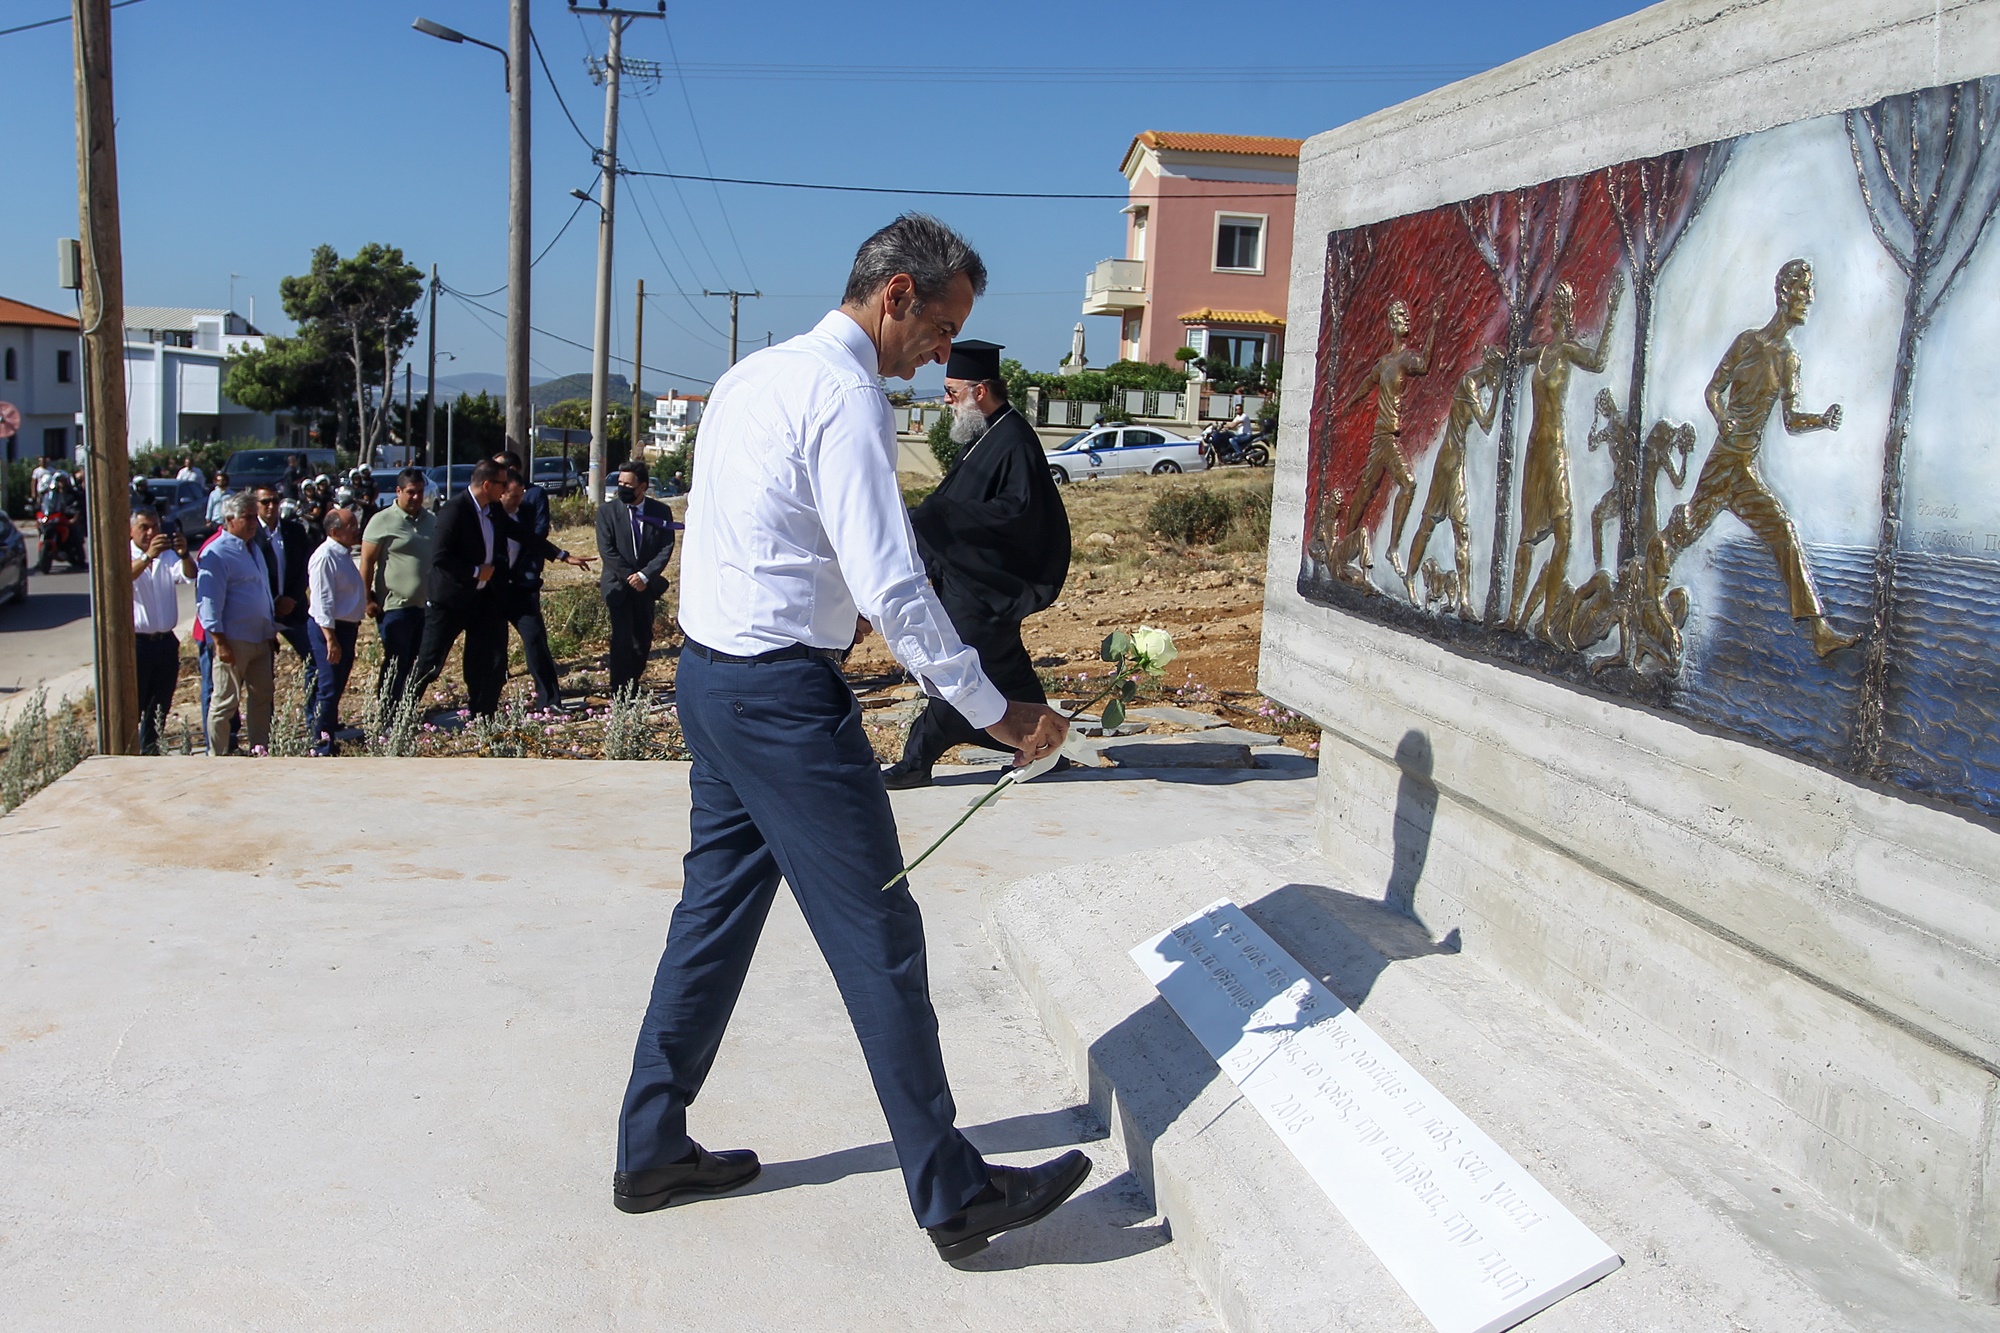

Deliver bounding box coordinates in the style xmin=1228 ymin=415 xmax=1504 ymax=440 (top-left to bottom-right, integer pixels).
xmin=306 ymin=506 xmax=367 ymax=755
xmin=129 ymin=506 xmax=197 ymax=754
xmin=615 ymin=215 xmax=1085 ymax=1262
xmin=175 ymin=454 xmax=206 ymax=488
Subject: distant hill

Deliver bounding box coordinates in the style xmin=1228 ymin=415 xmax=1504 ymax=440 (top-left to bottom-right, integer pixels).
xmin=531 ymin=372 xmax=631 ymax=414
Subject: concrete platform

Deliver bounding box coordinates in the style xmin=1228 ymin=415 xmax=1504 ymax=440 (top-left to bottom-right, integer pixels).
xmin=1 ymin=755 xmax=1314 ymax=1331
xmin=986 ymin=836 xmax=1998 ymax=1333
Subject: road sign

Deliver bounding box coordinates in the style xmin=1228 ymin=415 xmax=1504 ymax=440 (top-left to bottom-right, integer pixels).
xmin=0 ymin=401 xmax=19 ymax=439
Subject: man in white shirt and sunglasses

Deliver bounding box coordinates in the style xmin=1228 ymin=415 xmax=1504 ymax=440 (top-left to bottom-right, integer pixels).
xmin=614 ymin=215 xmax=1086 ymax=1262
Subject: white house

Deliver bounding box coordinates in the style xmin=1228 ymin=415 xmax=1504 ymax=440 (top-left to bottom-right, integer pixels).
xmin=0 ymin=296 xmax=83 ymax=464
xmin=122 ymin=306 xmax=290 ymax=453
xmin=647 ymin=391 xmax=703 ymax=451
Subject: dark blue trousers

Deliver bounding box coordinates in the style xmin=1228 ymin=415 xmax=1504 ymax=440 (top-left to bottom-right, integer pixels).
xmin=618 ymin=650 xmax=988 ymax=1227
xmin=307 ymin=619 xmax=359 ymax=755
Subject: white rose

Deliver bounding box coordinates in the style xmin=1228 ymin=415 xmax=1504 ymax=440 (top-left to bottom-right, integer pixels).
xmin=1132 ymin=625 xmax=1178 ymax=670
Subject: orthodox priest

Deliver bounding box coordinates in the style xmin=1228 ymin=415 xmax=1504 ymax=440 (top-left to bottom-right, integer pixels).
xmin=883 ymin=340 xmax=1072 ymax=789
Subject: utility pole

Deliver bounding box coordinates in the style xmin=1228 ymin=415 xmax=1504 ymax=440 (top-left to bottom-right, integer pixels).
xmin=704 ymin=289 xmax=762 ymax=366
xmin=506 ymin=0 xmax=531 ymax=462
xmin=71 ymin=0 xmax=136 ymax=756
xmin=631 ymin=277 xmax=645 ymax=457
xmin=424 ymin=264 xmax=439 ymax=468
xmin=580 ymin=4 xmax=662 ymax=503
xmin=402 ymin=361 xmax=413 ymax=459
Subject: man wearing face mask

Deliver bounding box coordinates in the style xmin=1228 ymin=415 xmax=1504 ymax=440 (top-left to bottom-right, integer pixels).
xmin=595 ymin=458 xmax=676 ymax=698
xmin=884 ymin=339 xmax=1070 ymax=789
xmin=614 ymin=215 xmax=1085 ymax=1263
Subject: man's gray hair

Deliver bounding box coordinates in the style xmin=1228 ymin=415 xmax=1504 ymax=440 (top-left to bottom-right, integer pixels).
xmin=221 ymin=490 xmax=258 ymax=522
xmin=842 ymin=214 xmax=988 ymax=307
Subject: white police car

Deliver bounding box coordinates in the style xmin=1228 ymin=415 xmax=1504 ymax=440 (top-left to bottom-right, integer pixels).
xmin=1043 ymin=424 xmax=1204 ymax=484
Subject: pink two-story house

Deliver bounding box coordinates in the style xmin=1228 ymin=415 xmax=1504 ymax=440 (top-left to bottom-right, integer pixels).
xmin=1080 ymin=130 xmax=1301 ymax=373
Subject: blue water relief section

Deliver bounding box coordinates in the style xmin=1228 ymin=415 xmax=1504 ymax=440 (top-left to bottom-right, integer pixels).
xmin=1878 ymin=552 xmax=2000 ymax=818
xmin=1680 ymin=539 xmax=2000 ymax=818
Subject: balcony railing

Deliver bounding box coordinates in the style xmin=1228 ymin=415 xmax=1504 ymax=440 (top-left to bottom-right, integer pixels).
xmin=1081 ymin=257 xmax=1145 ymax=315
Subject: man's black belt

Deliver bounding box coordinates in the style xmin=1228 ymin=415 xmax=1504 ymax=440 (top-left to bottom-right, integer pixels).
xmin=136 ymin=630 xmax=176 ymax=640
xmin=683 ymin=638 xmax=845 ymax=666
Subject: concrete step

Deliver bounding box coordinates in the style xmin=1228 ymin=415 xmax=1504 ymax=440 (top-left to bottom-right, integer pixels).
xmin=985 ymin=835 xmax=1994 ymax=1333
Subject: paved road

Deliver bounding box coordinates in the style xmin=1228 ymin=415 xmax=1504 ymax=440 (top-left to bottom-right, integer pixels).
xmin=0 ymin=524 xmax=198 ymax=723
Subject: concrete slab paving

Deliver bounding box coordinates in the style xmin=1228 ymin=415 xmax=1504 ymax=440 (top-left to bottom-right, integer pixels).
xmin=0 ymin=754 xmax=1314 ymax=1331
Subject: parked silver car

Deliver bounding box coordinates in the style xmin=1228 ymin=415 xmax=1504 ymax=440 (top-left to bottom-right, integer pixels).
xmin=1044 ymin=425 xmax=1204 ymax=484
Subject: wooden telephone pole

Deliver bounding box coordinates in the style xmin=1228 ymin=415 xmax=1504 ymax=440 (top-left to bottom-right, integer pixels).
xmin=703 ymin=289 xmax=761 ymax=366
xmin=631 ymin=278 xmax=645 ymax=457
xmin=72 ymin=0 xmax=137 ymax=755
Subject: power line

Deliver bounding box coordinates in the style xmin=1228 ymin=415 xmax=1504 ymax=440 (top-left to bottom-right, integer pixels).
xmin=619 ymin=167 xmax=1296 ymax=201
xmin=0 ymin=0 xmax=148 ymax=40
xmin=529 ymin=25 xmax=596 ymax=153
xmin=441 ymin=281 xmax=714 ymax=386
xmin=435 ymin=189 xmax=598 ymax=301
xmin=655 ymin=12 xmax=757 ymax=289
xmin=631 ymin=97 xmax=732 ymax=295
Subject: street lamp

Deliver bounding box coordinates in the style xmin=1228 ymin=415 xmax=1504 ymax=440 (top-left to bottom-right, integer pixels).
xmin=411 ymin=17 xmax=510 ymax=89
xmin=410 ymin=5 xmax=533 ymax=467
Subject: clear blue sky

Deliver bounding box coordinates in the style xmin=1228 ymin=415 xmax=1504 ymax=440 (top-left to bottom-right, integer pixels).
xmin=0 ymin=0 xmax=1648 ymax=396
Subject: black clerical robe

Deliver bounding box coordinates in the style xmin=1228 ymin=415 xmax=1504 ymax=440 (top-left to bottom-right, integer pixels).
xmin=891 ymin=405 xmax=1071 ymax=773
xmin=909 ymin=405 xmax=1070 ymax=626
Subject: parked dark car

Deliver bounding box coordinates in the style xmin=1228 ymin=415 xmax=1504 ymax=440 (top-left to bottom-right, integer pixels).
xmin=531 ymin=456 xmax=581 ymax=495
xmin=222 ymin=447 xmax=338 ymax=497
xmin=0 ymin=519 xmax=27 ymax=606
xmin=133 ymin=477 xmax=214 ymax=545
xmin=425 ymin=463 xmax=479 ymax=508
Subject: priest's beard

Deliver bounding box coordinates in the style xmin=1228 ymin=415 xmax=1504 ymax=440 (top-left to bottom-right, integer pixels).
xmin=948 ymin=400 xmax=990 ymax=446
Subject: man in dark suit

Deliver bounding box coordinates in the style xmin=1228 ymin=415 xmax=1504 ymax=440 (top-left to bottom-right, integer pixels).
xmin=595 ymin=458 xmax=676 ymax=697
xmin=409 ymin=459 xmax=593 ymax=716
xmin=883 ymin=340 xmax=1071 ymax=788
xmin=490 ymin=450 xmax=563 ymax=709
xmin=253 ymin=484 xmax=318 ymax=704
xmin=499 ymin=467 xmax=564 ymax=711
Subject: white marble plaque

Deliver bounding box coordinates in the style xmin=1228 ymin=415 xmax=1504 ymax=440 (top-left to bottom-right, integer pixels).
xmin=1132 ymin=899 xmax=1621 ymax=1333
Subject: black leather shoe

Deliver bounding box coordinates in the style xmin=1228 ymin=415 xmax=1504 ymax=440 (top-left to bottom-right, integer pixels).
xmin=881 ymin=764 xmax=933 ymax=790
xmin=926 ymin=1150 xmax=1092 ymax=1261
xmin=613 ymin=1143 xmax=761 ymax=1214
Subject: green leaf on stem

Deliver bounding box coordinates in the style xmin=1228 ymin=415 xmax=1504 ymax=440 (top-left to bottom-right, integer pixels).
xmin=1101 ymin=631 xmax=1134 ymax=662
xmin=1102 ymin=698 xmax=1125 ymax=731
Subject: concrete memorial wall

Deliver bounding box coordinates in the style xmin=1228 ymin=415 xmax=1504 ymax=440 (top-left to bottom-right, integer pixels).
xmin=1260 ymin=0 xmax=2000 ymax=1301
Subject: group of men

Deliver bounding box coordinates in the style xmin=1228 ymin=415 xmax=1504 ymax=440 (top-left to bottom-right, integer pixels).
xmin=121 ymin=443 xmax=704 ymax=754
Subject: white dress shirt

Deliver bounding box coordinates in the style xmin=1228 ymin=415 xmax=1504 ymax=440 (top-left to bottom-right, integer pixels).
xmin=130 ymin=540 xmax=194 ymax=634
xmin=677 ymin=310 xmax=1006 ymax=728
xmin=307 ymin=540 xmax=367 ymax=628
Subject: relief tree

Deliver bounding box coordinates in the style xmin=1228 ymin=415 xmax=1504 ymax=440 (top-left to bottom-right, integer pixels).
xmin=1601 ymin=141 xmax=1734 ymax=564
xmin=1457 ymin=179 xmax=1582 ymax=623
xmin=1845 ymin=77 xmax=2000 ymax=772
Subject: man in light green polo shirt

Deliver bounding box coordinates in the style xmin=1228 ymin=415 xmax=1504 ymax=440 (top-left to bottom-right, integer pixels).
xmin=358 ymin=466 xmax=436 ymax=712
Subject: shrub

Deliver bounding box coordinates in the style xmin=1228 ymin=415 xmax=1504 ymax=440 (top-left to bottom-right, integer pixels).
xmin=1 ymin=687 xmax=93 ymax=812
xmin=1147 ymin=487 xmax=1235 ymax=544
xmin=927 ymin=410 xmax=959 ymax=472
xmin=1233 ymin=489 xmax=1272 ymax=546
xmin=543 ymin=582 xmax=609 ymax=659
xmin=549 ymin=490 xmax=595 ymax=530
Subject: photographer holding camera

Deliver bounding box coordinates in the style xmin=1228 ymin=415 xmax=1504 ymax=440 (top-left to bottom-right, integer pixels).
xmin=130 ymin=505 xmax=198 ymax=755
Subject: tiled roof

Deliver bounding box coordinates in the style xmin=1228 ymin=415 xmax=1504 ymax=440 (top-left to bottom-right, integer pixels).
xmin=1130 ymin=131 xmax=1304 ymax=160
xmin=0 ymin=297 xmax=79 ymax=330
xmin=1180 ymin=308 xmax=1288 ymax=329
